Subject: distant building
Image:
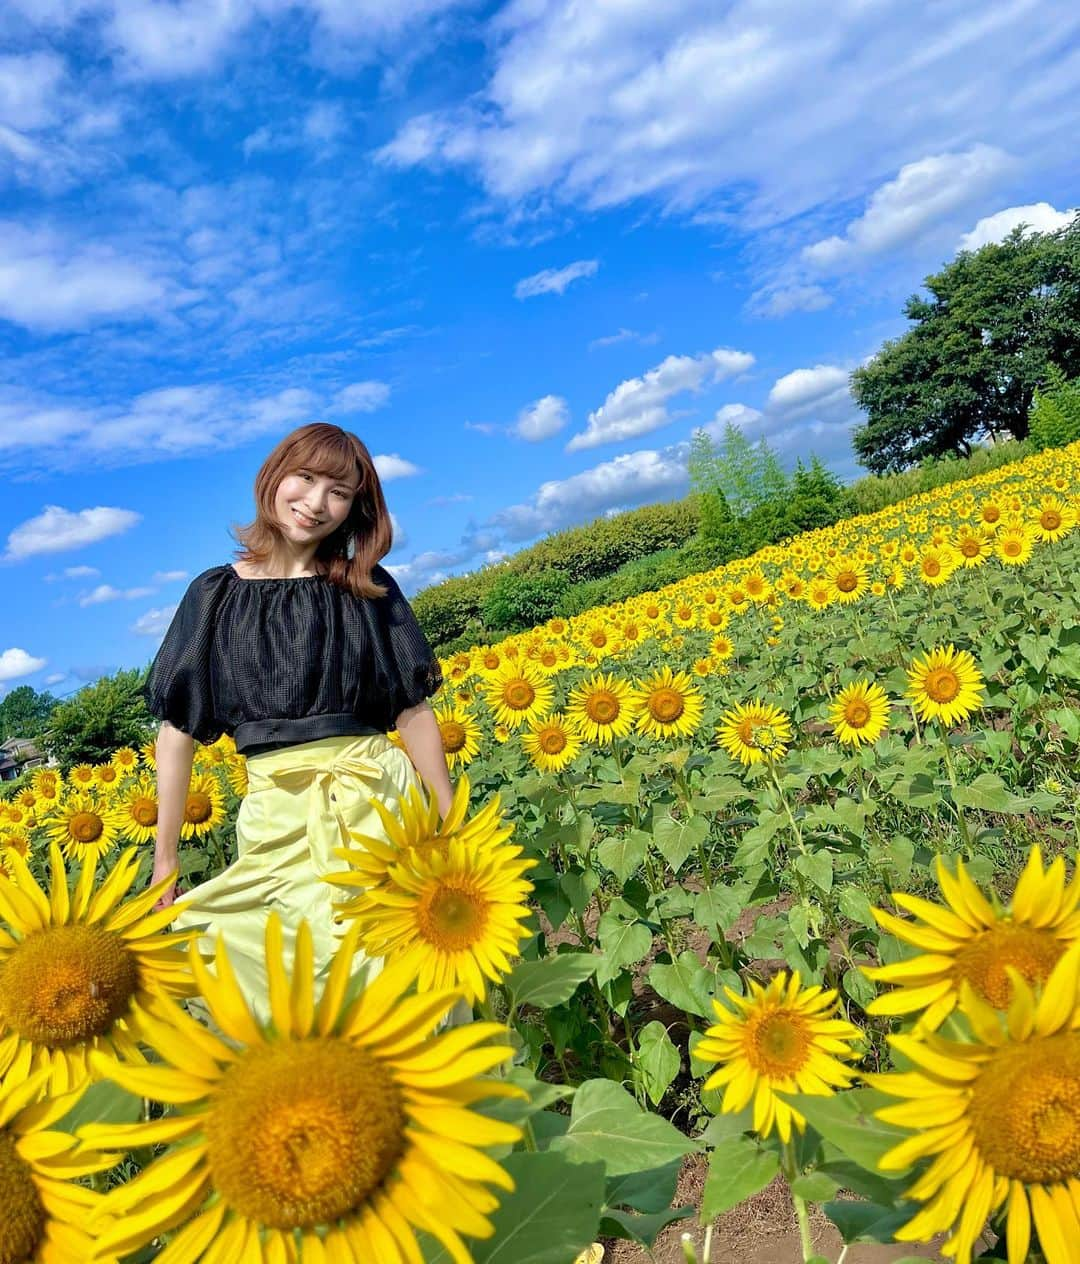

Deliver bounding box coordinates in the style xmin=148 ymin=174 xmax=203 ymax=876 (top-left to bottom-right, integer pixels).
xmin=0 ymin=737 xmax=52 ymax=782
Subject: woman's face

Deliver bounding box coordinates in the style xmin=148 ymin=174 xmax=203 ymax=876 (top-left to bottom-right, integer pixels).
xmin=273 ymin=466 xmax=358 ymax=546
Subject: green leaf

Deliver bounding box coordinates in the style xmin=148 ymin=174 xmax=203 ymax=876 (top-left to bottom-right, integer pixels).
xmin=596 ymin=912 xmax=652 ymax=988
xmin=550 ymin=1079 xmax=700 ymax=1177
xmin=820 ymin=1199 xmax=915 ymax=1245
xmin=653 ymin=813 xmax=710 ymax=873
xmin=789 ymin=1170 xmax=839 ymax=1202
xmin=842 ymin=965 xmax=876 ymax=1008
xmin=794 ymin=851 xmax=833 ymax=893
xmin=599 ymin=1206 xmax=694 ymax=1246
xmin=635 ymin=1021 xmax=681 ymax=1106
xmin=506 ymin=953 xmax=600 ymax=1010
xmin=694 ymin=885 xmax=746 ymax=937
xmin=837 ymin=886 xmax=877 ymax=929
xmin=700 ymin=1133 xmax=779 ymax=1219
xmin=595 ymin=831 xmax=648 ymax=883
xmin=783 ymin=1088 xmax=909 ymax=1173
xmin=560 ymin=867 xmax=600 ymax=914
xmin=424 ymin=1150 xmax=605 ymax=1264
xmin=52 ymin=1079 xmax=143 ymax=1134
xmin=951 ymin=772 xmax=1012 ymax=812
xmin=605 ymin=1160 xmax=682 ymax=1213
xmin=648 ymin=951 xmax=715 ymax=1019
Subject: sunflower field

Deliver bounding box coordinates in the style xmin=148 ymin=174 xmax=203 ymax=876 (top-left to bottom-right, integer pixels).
xmin=3 ymin=440 xmax=1080 ymax=1263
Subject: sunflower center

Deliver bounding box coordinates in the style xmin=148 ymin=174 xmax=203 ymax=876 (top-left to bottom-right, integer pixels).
xmin=952 ymin=925 xmax=1067 ymax=1009
xmin=417 ymin=882 xmax=489 ymax=951
xmin=585 ymin=691 xmax=620 ymax=724
xmin=538 ymin=727 xmax=567 ymax=755
xmin=0 ymin=1132 xmax=45 ymax=1264
xmin=483 ymin=653 xmax=499 ymax=670
xmin=960 ymin=538 xmax=981 ymax=558
xmin=69 ymin=811 xmax=104 ymax=843
xmin=590 ymin=631 xmax=608 ymax=647
xmin=0 ymin=925 xmax=138 ymax=1048
xmin=746 ymin=1009 xmax=809 ymax=1077
xmin=649 ymin=689 xmax=685 ymax=723
xmin=504 ymin=682 xmax=535 ymax=711
xmin=131 ymin=797 xmax=158 ymax=827
xmin=99 ymin=767 xmax=118 ymax=783
xmin=923 ymin=667 xmax=960 ymax=703
xmin=205 ymin=1039 xmax=405 ymax=1230
xmin=922 ymin=558 xmax=941 ymax=577
xmin=835 ymin=571 xmax=858 ymax=593
xmin=1041 ymin=510 xmax=1062 ymax=531
xmin=1003 ymin=537 xmax=1022 ymax=556
xmin=185 ymin=792 xmax=213 ymax=824
xmin=541 ymin=651 xmax=558 ymax=666
xmin=983 ymin=505 xmax=1000 ymax=523
xmin=844 ymin=699 xmax=872 ymax=727
xmin=968 ymin=1032 xmax=1080 ymax=1183
xmin=440 ymin=722 xmax=468 ymax=753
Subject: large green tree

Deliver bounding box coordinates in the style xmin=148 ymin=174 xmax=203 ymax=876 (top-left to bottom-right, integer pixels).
xmin=0 ymin=685 xmax=58 ymax=743
xmin=40 ymin=669 xmax=155 ymax=771
xmin=851 ymin=215 xmax=1080 ymax=473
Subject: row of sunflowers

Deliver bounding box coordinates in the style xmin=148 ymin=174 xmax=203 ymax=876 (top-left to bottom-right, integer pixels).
xmin=2 ymin=438 xmax=1080 ymax=1262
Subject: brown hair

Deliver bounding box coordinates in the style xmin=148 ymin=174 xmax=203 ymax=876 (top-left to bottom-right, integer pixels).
xmin=231 ymin=422 xmax=393 ymax=598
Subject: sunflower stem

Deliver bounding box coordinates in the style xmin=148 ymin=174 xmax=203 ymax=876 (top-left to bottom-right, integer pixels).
xmin=781 ymin=1139 xmax=814 ymax=1262
xmin=940 ymin=732 xmax=973 ymax=856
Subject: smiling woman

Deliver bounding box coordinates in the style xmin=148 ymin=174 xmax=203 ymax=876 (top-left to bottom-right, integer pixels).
xmin=140 ymin=422 xmax=453 ymax=1028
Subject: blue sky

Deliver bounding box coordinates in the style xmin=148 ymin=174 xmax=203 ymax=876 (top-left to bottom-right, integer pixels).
xmin=2 ymin=0 xmax=1078 ymax=700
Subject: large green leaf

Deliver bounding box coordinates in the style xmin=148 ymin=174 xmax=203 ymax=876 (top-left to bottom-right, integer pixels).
xmin=595 ymin=830 xmax=649 ymax=883
xmin=634 ymin=1021 xmax=680 ymax=1106
xmin=653 ymin=813 xmax=710 ymax=873
xmin=423 ymin=1151 xmax=605 ymax=1264
xmin=783 ymin=1088 xmax=909 ymax=1173
xmin=52 ymin=1079 xmax=143 ymax=1134
xmin=595 ymin=912 xmax=652 ymax=988
xmin=599 ymin=1205 xmax=694 ymax=1246
xmin=694 ymin=885 xmax=746 ymax=936
xmin=700 ymin=1133 xmax=779 ymax=1219
xmin=605 ymin=1159 xmax=682 ymax=1213
xmin=506 ymin=952 xmax=600 ymax=1010
xmin=550 ymin=1079 xmax=700 ymax=1177
xmin=647 ymin=951 xmax=715 ymax=1018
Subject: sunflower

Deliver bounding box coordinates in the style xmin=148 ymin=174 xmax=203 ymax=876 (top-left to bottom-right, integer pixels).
xmin=224 ymin=754 xmax=248 ymax=798
xmin=30 ymin=769 xmax=61 ymax=797
xmin=0 ymin=844 xmax=195 ymax=1092
xmin=341 ymin=831 xmax=536 ymax=1004
xmin=953 ymin=526 xmax=995 ymax=568
xmin=695 ymin=971 xmax=861 ymax=1142
xmin=84 ymin=917 xmax=523 ymax=1264
xmin=0 ymin=1066 xmax=115 ymax=1264
xmin=433 ymin=701 xmax=483 ymax=771
xmin=1031 ymin=494 xmax=1077 ymax=543
xmin=180 ymin=773 xmax=226 ymax=841
xmin=634 ymin=667 xmax=704 ymax=741
xmin=978 ymin=497 xmax=1004 ymax=528
xmin=744 ymin=570 xmax=773 ymax=604
xmin=117 ymin=775 xmax=160 ymax=846
xmin=138 ymin=740 xmax=157 ymax=768
xmin=67 ymin=764 xmax=95 ymax=790
xmin=868 ymin=945 xmax=1080 ymax=1264
xmin=42 ymin=791 xmax=127 ymax=865
xmin=996 ymin=525 xmax=1035 ymax=566
xmin=692 ymin=657 xmax=715 ymax=678
xmin=864 ymin=847 xmax=1080 ymax=1031
xmin=710 ymin=633 xmax=736 ymax=662
xmin=92 ymin=762 xmax=123 ymax=791
xmin=805 ymin=576 xmax=833 ymax=611
xmin=581 ymin=618 xmax=623 ymax=657
xmin=825 ymin=557 xmax=869 ymax=604
xmin=906 ymin=644 xmax=984 ymax=727
xmin=716 ymin=701 xmax=793 ymax=767
xmin=110 ymin=746 xmax=139 ymax=773
xmin=521 ymin=711 xmax=583 ymax=774
xmin=482 ymin=662 xmax=554 ymax=731
xmin=565 ymin=671 xmax=643 ymax=744
xmin=916 ymin=544 xmax=958 ymax=587
xmin=828 ymin=680 xmax=890 ymax=747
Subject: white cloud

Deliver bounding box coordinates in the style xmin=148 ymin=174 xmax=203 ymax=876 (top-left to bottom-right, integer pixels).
xmin=568 ymin=347 xmax=754 ymax=452
xmin=387 ymin=512 xmax=408 ymax=553
xmin=373 ymin=453 xmax=421 ymax=481
xmin=378 ymin=4 xmax=1079 ymax=232
xmin=79 ymin=584 xmax=155 ymax=606
xmin=334 ymin=381 xmax=391 ymax=413
xmin=0 ymin=52 xmax=65 ymax=130
xmin=766 ymin=365 xmax=851 ymax=418
xmin=65 ymin=564 xmax=101 ymax=578
xmin=747 ymin=284 xmax=833 ymax=318
xmin=491 ymin=444 xmax=691 ymax=542
xmin=702 ymin=402 xmax=764 ymax=436
xmin=131 ymin=605 xmax=178 ymax=637
xmin=464 ymin=420 xmax=498 ymax=435
xmin=5 ymin=505 xmax=141 ymax=561
xmin=802 ymin=146 xmax=1014 ymax=270
xmin=515 ymin=259 xmax=598 ymax=299
xmin=43 ymin=672 xmax=66 ymax=686
xmin=514 ymin=395 xmax=568 ymax=442
xmin=0 ymin=648 xmax=48 ymax=682
xmin=152 ymin=569 xmax=189 ymax=583
xmin=959 ymin=201 xmax=1078 ymax=251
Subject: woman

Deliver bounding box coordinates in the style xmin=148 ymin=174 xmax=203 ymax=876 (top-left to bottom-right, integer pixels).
xmin=145 ymin=422 xmax=451 ymax=1021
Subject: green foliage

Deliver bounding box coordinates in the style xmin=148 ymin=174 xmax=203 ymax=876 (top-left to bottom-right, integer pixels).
xmin=852 ymin=215 xmax=1080 ymax=472
xmin=481 ymin=570 xmax=572 ymax=634
xmin=1029 ymin=363 xmax=1080 ymax=451
xmin=40 ymin=668 xmax=155 ymax=771
xmin=847 ymin=439 xmax=1031 ymax=514
xmin=0 ymin=684 xmax=58 ymax=743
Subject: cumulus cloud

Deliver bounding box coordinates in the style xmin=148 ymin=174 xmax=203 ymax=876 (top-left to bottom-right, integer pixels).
xmin=333 ymin=380 xmax=391 ymax=413
xmin=373 ymin=453 xmax=422 ymax=480
xmin=766 ymin=365 xmax=851 ymax=419
xmin=803 ymin=146 xmax=1014 ymax=270
xmin=568 ymin=347 xmax=754 ymax=452
xmin=131 ymin=605 xmax=177 ymax=637
xmin=79 ymin=584 xmax=155 ymax=606
xmin=514 ymin=395 xmax=569 ymax=441
xmin=152 ymin=569 xmax=188 ymax=583
xmin=747 ymin=284 xmax=833 ymax=319
xmin=43 ymin=672 xmax=67 ymax=686
xmin=0 ymin=648 xmax=48 ymax=682
xmin=958 ymin=201 xmax=1078 ymax=251
xmin=5 ymin=505 xmax=141 ymax=561
xmin=515 ymin=259 xmax=598 ymax=299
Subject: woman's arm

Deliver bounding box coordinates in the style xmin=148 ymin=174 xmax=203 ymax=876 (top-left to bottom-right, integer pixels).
xmin=394 ymin=701 xmax=452 ymax=817
xmin=151 ymin=720 xmax=195 ymax=908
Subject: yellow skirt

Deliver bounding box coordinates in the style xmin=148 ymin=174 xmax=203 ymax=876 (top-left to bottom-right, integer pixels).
xmin=173 ymin=732 xmax=425 ymax=1027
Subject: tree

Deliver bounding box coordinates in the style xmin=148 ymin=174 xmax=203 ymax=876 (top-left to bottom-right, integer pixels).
xmin=1029 ymin=364 xmax=1080 ymax=451
xmin=0 ymin=685 xmax=58 ymax=743
xmin=852 ymin=215 xmax=1080 ymax=473
xmin=40 ymin=669 xmax=156 ymax=771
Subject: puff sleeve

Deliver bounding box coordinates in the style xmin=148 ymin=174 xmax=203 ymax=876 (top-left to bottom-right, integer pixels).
xmin=369 ymin=565 xmax=443 ymax=725
xmin=142 ymin=568 xmax=229 ymax=743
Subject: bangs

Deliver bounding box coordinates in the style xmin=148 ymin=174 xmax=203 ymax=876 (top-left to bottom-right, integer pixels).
xmin=285 ymin=430 xmax=361 ymax=486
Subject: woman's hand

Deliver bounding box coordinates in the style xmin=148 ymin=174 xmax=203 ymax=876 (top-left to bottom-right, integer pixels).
xmin=150 ymin=853 xmax=180 ymax=912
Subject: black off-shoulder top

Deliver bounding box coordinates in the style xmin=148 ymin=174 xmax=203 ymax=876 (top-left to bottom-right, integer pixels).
xmin=142 ymin=564 xmax=443 ymax=756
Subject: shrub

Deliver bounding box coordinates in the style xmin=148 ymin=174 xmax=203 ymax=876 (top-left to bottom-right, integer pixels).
xmin=481 ymin=571 xmax=573 ymax=633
